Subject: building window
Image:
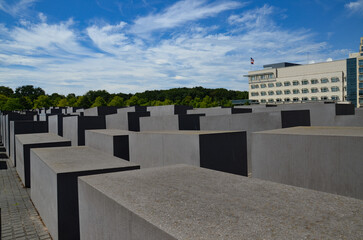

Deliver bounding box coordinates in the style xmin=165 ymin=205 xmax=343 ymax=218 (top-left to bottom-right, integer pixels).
xmin=359 ymin=59 xmax=363 ymax=66
xmin=321 ymin=96 xmax=328 ymax=101
xmin=268 ymin=99 xmax=274 ymax=103
xmin=251 ymin=85 xmax=255 ymax=89
xmin=331 ymin=77 xmax=339 ymax=82
xmin=302 ymin=80 xmax=309 ymax=85
xmin=276 ymin=90 xmax=282 ymax=95
xmin=284 ymin=81 xmax=291 ymax=86
xmin=331 ymin=95 xmax=339 ymax=100
xmin=261 ymin=99 xmax=266 ymax=103
xmin=321 ymin=78 xmax=329 ymax=83
xmin=261 ymin=91 xmax=267 ymax=96
xmin=284 ymin=90 xmax=291 ymax=94
xmin=284 ymin=98 xmax=290 ymax=102
xmin=359 ymin=82 xmax=363 ymax=88
xmin=261 ymin=84 xmax=266 ymax=88
xmin=268 ymin=83 xmax=274 ymax=87
xmin=359 ymin=75 xmax=363 ymax=81
xmin=251 ymin=92 xmax=259 ymax=96
xmin=311 ymin=88 xmax=318 ymax=93
xmin=302 ymin=97 xmax=308 ymax=101
xmin=311 ymin=79 xmax=319 ymax=84
xmin=268 ymin=91 xmax=274 ymax=95
xmin=293 ymin=97 xmax=299 ymax=102
xmin=311 ymin=97 xmax=318 ymax=101
xmin=292 ymin=81 xmax=299 ymax=86
xmin=321 ymin=87 xmax=329 ymax=92
xmin=302 ymin=88 xmax=309 ymax=93
xmin=276 ymin=82 xmax=282 ymax=87
xmin=359 ymin=68 xmax=363 ymax=74
xmin=293 ymin=89 xmax=300 ymax=94
xmin=276 ymin=98 xmax=282 ymax=102
xmin=260 ymin=75 xmax=265 ymax=79
xmin=331 ymin=86 xmax=340 ymax=92
xmin=268 ymin=74 xmax=274 ymax=79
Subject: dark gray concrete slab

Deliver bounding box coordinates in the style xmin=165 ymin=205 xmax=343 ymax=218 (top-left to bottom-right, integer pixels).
xmin=63 ymin=116 xmax=106 ymax=146
xmin=251 ymin=126 xmax=363 ymax=200
xmin=30 ymin=146 xmax=140 ymax=240
xmin=78 ymin=164 xmax=363 ymax=240
xmin=129 ymin=130 xmax=247 ymax=176
xmin=15 ymin=133 xmax=71 ymax=187
xmin=9 ymin=120 xmax=48 ymax=167
xmin=147 ymin=105 xmax=192 ymax=116
xmin=106 ymin=111 xmax=150 ymax=131
xmin=139 ymin=114 xmax=204 ymax=131
xmin=187 ymin=107 xmax=252 ymax=116
xmin=85 ymin=129 xmax=131 ymax=160
xmin=84 ymin=106 xmax=119 ymax=116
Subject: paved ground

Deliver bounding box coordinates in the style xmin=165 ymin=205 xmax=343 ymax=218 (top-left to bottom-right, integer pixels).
xmin=0 ymin=145 xmax=52 ymax=240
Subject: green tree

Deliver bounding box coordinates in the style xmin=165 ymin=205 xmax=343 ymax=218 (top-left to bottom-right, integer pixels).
xmin=57 ymin=98 xmax=69 ymax=107
xmin=33 ymin=95 xmax=52 ymax=109
xmin=0 ymin=86 xmax=14 ymax=97
xmin=91 ymin=96 xmax=107 ymax=107
xmin=74 ymin=96 xmax=91 ymax=108
xmin=0 ymin=94 xmax=9 ymax=110
xmin=3 ymin=98 xmax=24 ymax=111
xmin=108 ymin=96 xmax=125 ymax=107
xmin=14 ymin=85 xmax=45 ymax=101
xmin=19 ymin=96 xmax=33 ymax=110
xmin=126 ymin=95 xmax=139 ymax=106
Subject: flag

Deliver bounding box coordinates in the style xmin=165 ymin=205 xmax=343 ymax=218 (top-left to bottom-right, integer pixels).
xmin=250 ymin=57 xmax=254 ymax=65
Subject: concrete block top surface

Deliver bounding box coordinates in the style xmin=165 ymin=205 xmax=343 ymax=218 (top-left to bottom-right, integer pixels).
xmin=31 ymin=146 xmax=138 ymax=174
xmin=79 ymin=164 xmax=363 ymax=239
xmin=15 ymin=133 xmax=70 ymax=144
xmin=86 ymin=129 xmax=133 ymax=136
xmin=255 ymin=126 xmax=363 ymax=137
xmin=138 ymin=130 xmax=245 ymax=135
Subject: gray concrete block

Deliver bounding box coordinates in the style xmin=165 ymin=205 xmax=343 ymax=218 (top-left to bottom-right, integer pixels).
xmin=139 ymin=114 xmax=204 ymax=131
xmin=85 ymin=129 xmax=131 ymax=160
xmin=15 ymin=133 xmax=71 ymax=187
xmin=9 ymin=120 xmax=48 ymax=166
xmin=147 ymin=105 xmax=192 ymax=116
xmin=84 ymin=106 xmax=119 ymax=116
xmin=200 ymin=112 xmax=282 ymax=173
xmin=129 ymin=130 xmax=247 ymax=176
xmin=106 ymin=111 xmax=150 ymax=131
xmin=187 ymin=107 xmax=251 ymax=116
xmin=66 ymin=107 xmax=83 ymax=114
xmin=78 ymin=164 xmax=363 ymax=240
xmin=117 ymin=106 xmax=146 ymax=114
xmin=63 ymin=116 xmax=106 ymax=146
xmin=251 ymin=126 xmax=363 ymax=200
xmin=30 ymin=146 xmax=139 ymax=240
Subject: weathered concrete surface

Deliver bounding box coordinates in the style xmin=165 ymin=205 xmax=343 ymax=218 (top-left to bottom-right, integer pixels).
xmin=48 ymin=114 xmax=69 ymax=136
xmin=63 ymin=115 xmax=106 ymax=146
xmin=129 ymin=130 xmax=247 ymax=176
xmin=85 ymin=129 xmax=131 ymax=160
xmin=200 ymin=112 xmax=281 ymax=173
xmin=84 ymin=106 xmax=119 ymax=116
xmin=106 ymin=111 xmax=150 ymax=131
xmin=147 ymin=105 xmax=192 ymax=116
xmin=15 ymin=133 xmax=71 ymax=187
xmin=117 ymin=106 xmax=147 ymax=114
xmin=252 ymin=126 xmax=363 ymax=200
xmin=30 ymin=146 xmax=140 ymax=240
xmin=139 ymin=114 xmax=204 ymax=131
xmin=78 ymin=164 xmax=363 ymax=240
xmin=9 ymin=120 xmax=48 ymax=166
xmin=187 ymin=107 xmax=252 ymax=116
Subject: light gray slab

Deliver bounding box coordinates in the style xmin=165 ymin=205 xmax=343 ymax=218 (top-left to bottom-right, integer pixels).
xmin=31 ymin=146 xmax=139 ymax=240
xmin=251 ymin=126 xmax=363 ymax=199
xmin=78 ymin=164 xmax=363 ymax=240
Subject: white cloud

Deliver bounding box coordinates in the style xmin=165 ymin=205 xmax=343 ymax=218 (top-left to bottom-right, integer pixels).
xmin=0 ymin=3 xmax=350 ymax=95
xmin=345 ymin=0 xmax=363 ymax=15
xmin=130 ymin=0 xmax=242 ymax=35
xmin=0 ymin=0 xmax=37 ymax=17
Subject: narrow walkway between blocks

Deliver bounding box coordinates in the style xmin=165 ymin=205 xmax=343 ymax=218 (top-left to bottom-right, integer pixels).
xmin=0 ymin=145 xmax=52 ymax=240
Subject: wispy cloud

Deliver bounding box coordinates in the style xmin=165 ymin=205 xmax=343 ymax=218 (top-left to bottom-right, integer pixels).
xmin=345 ymin=0 xmax=363 ymax=15
xmin=130 ymin=0 xmax=242 ymax=35
xmin=0 ymin=0 xmax=37 ymax=17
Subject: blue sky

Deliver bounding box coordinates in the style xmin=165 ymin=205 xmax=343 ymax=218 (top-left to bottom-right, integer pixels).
xmin=0 ymin=0 xmax=362 ymax=95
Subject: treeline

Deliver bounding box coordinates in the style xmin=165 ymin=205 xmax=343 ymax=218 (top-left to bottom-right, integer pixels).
xmin=0 ymin=85 xmax=248 ymax=111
